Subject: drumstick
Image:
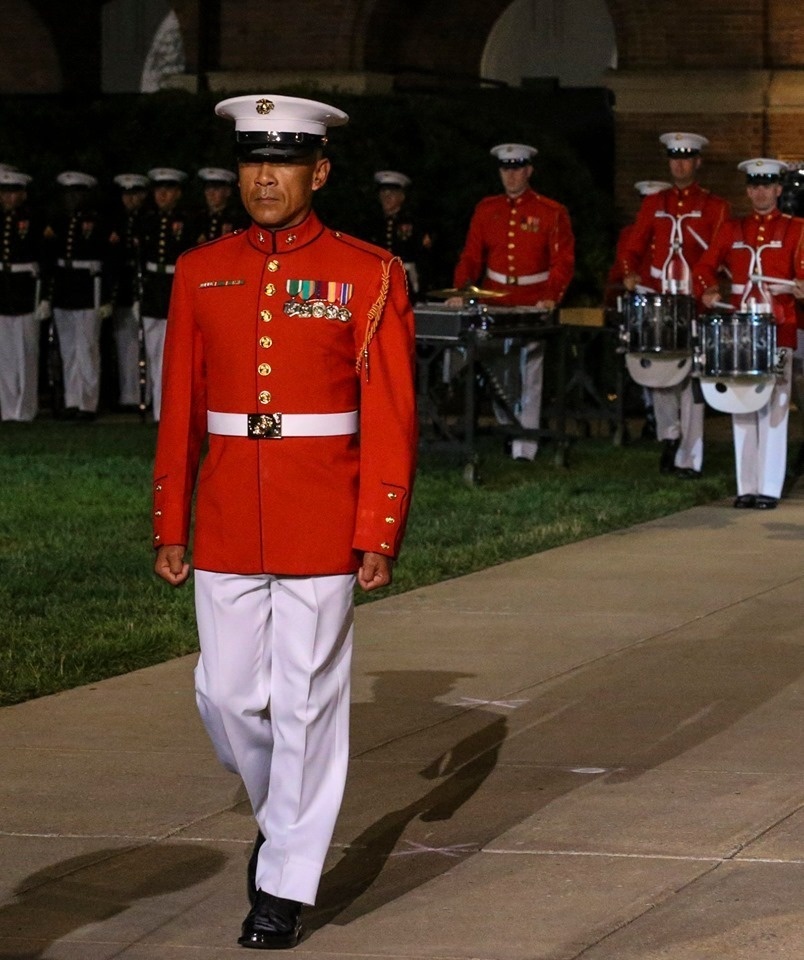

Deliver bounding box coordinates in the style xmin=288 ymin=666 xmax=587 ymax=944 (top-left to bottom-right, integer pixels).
xmin=712 ymin=300 xmax=736 ymax=311
xmin=750 ymin=274 xmax=796 ymax=288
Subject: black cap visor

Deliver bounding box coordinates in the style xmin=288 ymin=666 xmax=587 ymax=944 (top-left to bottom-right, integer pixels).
xmin=235 ymin=131 xmax=324 ymax=164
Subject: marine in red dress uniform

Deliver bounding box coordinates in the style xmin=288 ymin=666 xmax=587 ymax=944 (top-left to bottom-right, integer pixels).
xmin=451 ymin=143 xmax=575 ymax=460
xmin=694 ymin=158 xmax=804 ymax=507
xmin=605 ymin=181 xmax=672 ymax=439
xmin=620 ymin=132 xmax=730 ymax=478
xmin=153 ymin=95 xmax=417 ymax=949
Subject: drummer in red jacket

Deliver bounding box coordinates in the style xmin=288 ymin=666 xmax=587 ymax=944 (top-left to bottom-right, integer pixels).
xmin=449 ymin=143 xmax=575 ymax=460
xmin=695 ymin=157 xmax=804 ymax=509
xmin=152 ymin=94 xmax=417 ymax=948
xmin=620 ymin=132 xmax=730 ymax=478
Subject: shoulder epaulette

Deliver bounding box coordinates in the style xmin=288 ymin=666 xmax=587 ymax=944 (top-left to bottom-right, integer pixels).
xmin=330 ymin=229 xmax=391 ymax=263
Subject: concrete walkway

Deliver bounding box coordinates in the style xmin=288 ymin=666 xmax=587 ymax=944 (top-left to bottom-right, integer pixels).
xmin=1 ymin=484 xmax=803 ymax=959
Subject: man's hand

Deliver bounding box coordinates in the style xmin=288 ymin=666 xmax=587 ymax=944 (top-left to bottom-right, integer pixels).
xmin=154 ymin=544 xmax=191 ymax=587
xmin=444 ymin=296 xmax=464 ymax=308
xmin=623 ymin=274 xmax=639 ymax=292
xmin=534 ymin=299 xmax=556 ymax=312
xmin=357 ymin=551 xmax=393 ymax=592
xmin=701 ymin=286 xmax=720 ymax=309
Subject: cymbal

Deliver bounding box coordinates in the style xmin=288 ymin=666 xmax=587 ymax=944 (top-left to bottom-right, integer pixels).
xmin=427 ymin=284 xmax=508 ymax=300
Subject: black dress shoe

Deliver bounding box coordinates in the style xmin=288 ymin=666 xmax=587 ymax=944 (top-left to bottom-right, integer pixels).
xmin=673 ymin=467 xmax=702 ymax=480
xmin=754 ymin=495 xmax=778 ymax=510
xmin=733 ymin=494 xmax=756 ymax=509
xmin=247 ymin=830 xmax=265 ymax=906
xmin=238 ymin=890 xmax=302 ymax=949
xmin=659 ymin=438 xmax=680 ymax=474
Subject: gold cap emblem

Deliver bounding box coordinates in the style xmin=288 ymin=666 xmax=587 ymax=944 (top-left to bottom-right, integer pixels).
xmin=256 ymin=99 xmax=274 ymax=115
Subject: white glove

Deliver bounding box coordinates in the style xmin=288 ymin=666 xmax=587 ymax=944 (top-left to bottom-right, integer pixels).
xmin=34 ymin=300 xmax=51 ymax=321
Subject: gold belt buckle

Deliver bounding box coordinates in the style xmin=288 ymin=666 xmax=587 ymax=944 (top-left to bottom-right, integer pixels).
xmin=247 ymin=413 xmax=282 ymax=438
xmin=506 ymin=275 xmax=517 ymax=285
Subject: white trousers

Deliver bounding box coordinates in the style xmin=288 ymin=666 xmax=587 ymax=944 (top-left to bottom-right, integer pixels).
xmin=53 ymin=307 xmax=102 ymax=413
xmin=732 ymin=353 xmax=792 ymax=498
xmin=112 ymin=304 xmax=141 ymax=406
xmin=142 ymin=315 xmax=166 ymax=421
xmin=493 ymin=341 xmax=544 ymax=460
xmin=194 ymin=570 xmax=355 ymax=906
xmin=653 ymin=377 xmax=704 ymax=471
xmin=0 ymin=312 xmax=39 ymax=421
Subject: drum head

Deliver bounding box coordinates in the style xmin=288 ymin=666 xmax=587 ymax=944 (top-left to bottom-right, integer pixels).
xmin=700 ymin=378 xmax=774 ymax=414
xmin=625 ymin=353 xmax=692 ymax=388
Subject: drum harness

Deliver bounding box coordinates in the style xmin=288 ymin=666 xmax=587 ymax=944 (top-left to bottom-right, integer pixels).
xmin=654 ymin=208 xmax=702 ymax=295
xmin=732 ymin=215 xmax=796 ymax=311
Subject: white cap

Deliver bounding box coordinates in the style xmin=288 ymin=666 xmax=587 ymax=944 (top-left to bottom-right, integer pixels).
xmin=113 ymin=173 xmax=150 ymax=191
xmin=634 ymin=180 xmax=672 ymax=196
xmin=215 ymin=94 xmax=349 ymax=162
xmin=0 ymin=169 xmax=31 ymax=188
xmin=738 ymin=157 xmax=789 ymax=181
xmin=374 ymin=170 xmax=411 ymax=189
xmin=659 ymin=132 xmax=709 ymax=155
xmin=148 ymin=167 xmax=188 ymax=185
xmin=198 ymin=167 xmax=237 ymax=184
xmin=56 ymin=170 xmax=98 ymax=189
xmin=490 ymin=143 xmax=538 ymax=167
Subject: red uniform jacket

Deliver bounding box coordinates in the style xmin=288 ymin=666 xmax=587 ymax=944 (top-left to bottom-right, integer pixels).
xmin=453 ymin=188 xmax=575 ymax=306
xmin=620 ymin=183 xmax=729 ymax=294
xmin=152 ymin=212 xmax=418 ymax=576
xmin=693 ymin=209 xmax=804 ymax=348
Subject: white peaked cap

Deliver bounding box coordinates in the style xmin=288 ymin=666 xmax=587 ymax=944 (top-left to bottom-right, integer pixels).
xmin=215 ymin=94 xmax=349 ymax=135
xmin=634 ymin=180 xmax=672 ymax=196
xmin=56 ymin=170 xmax=97 ymax=189
xmin=490 ymin=143 xmax=538 ymax=166
xmin=114 ymin=173 xmax=150 ymax=190
xmin=374 ymin=170 xmax=411 ymax=188
xmin=737 ymin=157 xmax=789 ymax=180
xmin=148 ymin=167 xmax=188 ymax=184
xmin=659 ymin=132 xmax=709 ymax=154
xmin=198 ymin=167 xmax=237 ymax=184
xmin=0 ymin=169 xmax=31 ymax=188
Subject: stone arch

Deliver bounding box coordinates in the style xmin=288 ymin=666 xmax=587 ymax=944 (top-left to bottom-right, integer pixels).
xmin=0 ymin=0 xmax=61 ymax=93
xmin=481 ymin=0 xmax=617 ymax=88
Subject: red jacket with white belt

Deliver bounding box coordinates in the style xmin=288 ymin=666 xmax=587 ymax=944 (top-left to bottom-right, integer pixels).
xmin=693 ymin=209 xmax=804 ymax=348
xmin=620 ymin=183 xmax=729 ymax=294
xmin=152 ymin=212 xmax=418 ymax=575
xmin=453 ymin=188 xmax=574 ymax=306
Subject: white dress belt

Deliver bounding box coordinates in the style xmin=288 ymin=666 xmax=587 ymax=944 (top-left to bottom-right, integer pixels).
xmin=1 ymin=262 xmax=39 ymax=275
xmin=145 ymin=262 xmax=176 ymax=274
xmin=56 ymin=258 xmax=102 ymax=272
xmin=486 ymin=268 xmax=549 ymax=286
xmin=207 ymin=409 xmax=359 ymax=439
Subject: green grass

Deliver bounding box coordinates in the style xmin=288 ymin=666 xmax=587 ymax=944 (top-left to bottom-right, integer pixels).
xmin=0 ymin=417 xmax=738 ymax=707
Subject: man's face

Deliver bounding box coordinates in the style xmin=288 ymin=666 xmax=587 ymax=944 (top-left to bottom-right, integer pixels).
xmin=238 ymin=156 xmax=330 ymax=230
xmin=499 ymin=164 xmax=532 ymax=198
xmin=153 ymin=184 xmax=181 ymax=212
xmin=0 ymin=187 xmax=26 ymax=213
xmin=747 ymin=181 xmax=782 ymax=215
xmin=121 ymin=189 xmax=147 ymax=213
xmin=668 ymin=156 xmax=700 ymax=188
xmin=63 ymin=188 xmax=87 ymax=214
xmin=378 ymin=186 xmax=404 ymax=216
xmin=204 ymin=183 xmax=232 ymax=213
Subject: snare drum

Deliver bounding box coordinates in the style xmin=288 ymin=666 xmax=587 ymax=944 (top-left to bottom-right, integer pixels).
xmin=621 ymin=293 xmax=694 ymax=388
xmin=623 ymin=293 xmax=694 ymax=355
xmin=697 ymin=312 xmax=777 ymax=414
